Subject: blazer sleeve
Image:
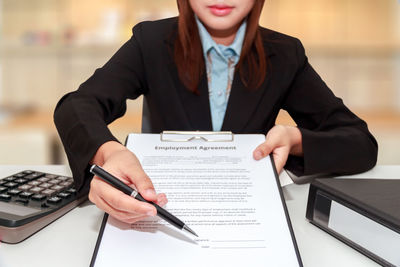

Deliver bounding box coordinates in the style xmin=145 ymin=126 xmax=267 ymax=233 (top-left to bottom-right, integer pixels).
xmin=282 ymin=39 xmax=378 ymax=176
xmin=54 ymin=24 xmax=147 ymax=191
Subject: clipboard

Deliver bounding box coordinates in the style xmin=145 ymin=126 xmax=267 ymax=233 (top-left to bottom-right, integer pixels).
xmin=160 ymin=131 xmax=234 ymax=142
xmin=90 ymin=131 xmax=303 ymax=267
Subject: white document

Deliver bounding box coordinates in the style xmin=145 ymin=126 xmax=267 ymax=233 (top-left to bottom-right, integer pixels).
xmin=91 ymin=133 xmax=301 ymax=267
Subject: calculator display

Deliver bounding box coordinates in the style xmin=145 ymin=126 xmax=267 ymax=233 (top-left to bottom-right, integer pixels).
xmin=0 ymin=202 xmax=40 ymax=216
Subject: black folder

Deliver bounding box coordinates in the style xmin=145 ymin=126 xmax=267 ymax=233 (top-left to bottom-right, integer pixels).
xmin=306 ymin=178 xmax=400 ymax=267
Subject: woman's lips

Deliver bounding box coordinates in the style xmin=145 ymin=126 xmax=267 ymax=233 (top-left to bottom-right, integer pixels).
xmin=208 ymin=5 xmax=234 ymax=16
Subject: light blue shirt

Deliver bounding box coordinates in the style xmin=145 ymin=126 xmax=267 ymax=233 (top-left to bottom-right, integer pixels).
xmin=196 ymin=18 xmax=247 ymax=131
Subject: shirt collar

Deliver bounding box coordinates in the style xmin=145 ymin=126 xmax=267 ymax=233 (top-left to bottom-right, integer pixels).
xmin=196 ymin=16 xmax=247 ymax=60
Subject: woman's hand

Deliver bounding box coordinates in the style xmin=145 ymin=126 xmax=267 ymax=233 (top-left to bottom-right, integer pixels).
xmin=88 ymin=141 xmax=167 ymax=224
xmin=253 ymin=125 xmax=303 ymax=173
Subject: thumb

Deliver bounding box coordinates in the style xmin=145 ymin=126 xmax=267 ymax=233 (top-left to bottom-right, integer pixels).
xmin=253 ymin=142 xmax=273 ymax=160
xmin=271 ymin=147 xmax=289 ymax=174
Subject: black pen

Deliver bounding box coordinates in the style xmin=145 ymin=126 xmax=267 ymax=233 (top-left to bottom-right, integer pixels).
xmin=90 ymin=164 xmax=198 ymax=237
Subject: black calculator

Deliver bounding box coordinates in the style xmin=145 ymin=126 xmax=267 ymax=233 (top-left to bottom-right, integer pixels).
xmin=0 ymin=170 xmax=87 ymax=243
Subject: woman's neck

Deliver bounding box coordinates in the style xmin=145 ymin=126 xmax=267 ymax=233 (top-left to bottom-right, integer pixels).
xmin=206 ymin=24 xmax=240 ymax=46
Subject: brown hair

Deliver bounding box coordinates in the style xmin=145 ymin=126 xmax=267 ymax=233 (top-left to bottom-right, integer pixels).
xmin=175 ymin=0 xmax=266 ymax=94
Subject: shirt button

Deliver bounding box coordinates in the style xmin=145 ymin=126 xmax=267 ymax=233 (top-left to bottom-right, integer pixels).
xmin=218 ymin=91 xmax=223 ymax=96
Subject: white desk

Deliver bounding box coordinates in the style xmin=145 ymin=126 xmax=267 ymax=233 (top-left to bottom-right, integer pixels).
xmin=0 ymin=165 xmax=398 ymax=267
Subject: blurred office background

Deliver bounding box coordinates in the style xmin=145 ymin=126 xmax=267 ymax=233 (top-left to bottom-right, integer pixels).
xmin=0 ymin=0 xmax=399 ymax=165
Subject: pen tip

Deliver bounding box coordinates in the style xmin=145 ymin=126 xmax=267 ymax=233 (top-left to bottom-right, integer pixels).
xmin=183 ymin=225 xmax=198 ymax=237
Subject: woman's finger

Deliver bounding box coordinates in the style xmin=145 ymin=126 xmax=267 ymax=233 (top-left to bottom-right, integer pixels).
xmin=89 ymin=186 xmax=144 ymax=223
xmin=90 ymin=176 xmax=156 ymax=216
xmin=157 ymin=193 xmax=168 ymax=207
xmin=98 ymin=196 xmax=149 ymax=224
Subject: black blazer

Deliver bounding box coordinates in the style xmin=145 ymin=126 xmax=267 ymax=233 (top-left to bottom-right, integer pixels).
xmin=54 ymin=17 xmax=378 ymax=191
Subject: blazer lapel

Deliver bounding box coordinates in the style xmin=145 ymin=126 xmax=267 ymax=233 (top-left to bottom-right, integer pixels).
xmin=222 ymin=36 xmax=277 ymax=133
xmin=221 ymin=73 xmax=269 ymax=133
xmin=178 ymin=73 xmax=213 ymax=131
xmin=164 ymin=31 xmax=213 ymax=131
xmin=165 ymin=54 xmax=212 ymax=130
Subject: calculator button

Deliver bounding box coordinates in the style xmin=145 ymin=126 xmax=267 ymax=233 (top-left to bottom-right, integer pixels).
xmin=23 ymin=175 xmax=36 ymax=181
xmin=41 ymin=189 xmax=56 ymax=196
xmin=14 ymin=173 xmax=26 ymax=178
xmin=48 ymin=179 xmax=61 ymax=185
xmin=66 ymin=188 xmax=77 ymax=194
xmin=58 ymin=176 xmax=71 ymax=181
xmin=51 ymin=185 xmax=64 ymax=192
xmin=28 ymin=180 xmax=41 ymax=186
xmin=39 ymin=183 xmax=52 ymax=189
xmin=14 ymin=178 xmax=28 ymax=184
xmin=47 ymin=197 xmax=62 ymax=204
xmin=32 ymin=194 xmax=46 ymax=201
xmin=5 ymin=176 xmax=16 ymax=182
xmin=4 ymin=182 xmax=18 ymax=188
xmin=60 ymin=181 xmax=73 ymax=187
xmin=19 ymin=192 xmax=34 ymax=198
xmin=37 ymin=177 xmax=50 ymax=183
xmin=0 ymin=180 xmax=7 ymax=186
xmin=8 ymin=189 xmax=22 ymax=196
xmin=18 ymin=184 xmax=33 ymax=191
xmin=16 ymin=199 xmax=29 ymax=205
xmin=24 ymin=173 xmax=45 ymax=180
xmin=45 ymin=174 xmax=58 ymax=179
xmin=0 ymin=194 xmax=11 ymax=201
xmin=30 ymin=187 xmax=44 ymax=194
xmin=23 ymin=170 xmax=34 ymax=175
xmin=0 ymin=186 xmax=7 ymax=193
xmin=57 ymin=192 xmax=71 ymax=199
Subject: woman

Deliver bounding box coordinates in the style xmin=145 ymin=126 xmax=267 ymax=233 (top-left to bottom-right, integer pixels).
xmin=54 ymin=0 xmax=377 ymax=224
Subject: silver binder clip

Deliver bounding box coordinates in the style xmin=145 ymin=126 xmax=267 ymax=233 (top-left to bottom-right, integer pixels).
xmin=160 ymin=131 xmax=234 ymax=142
